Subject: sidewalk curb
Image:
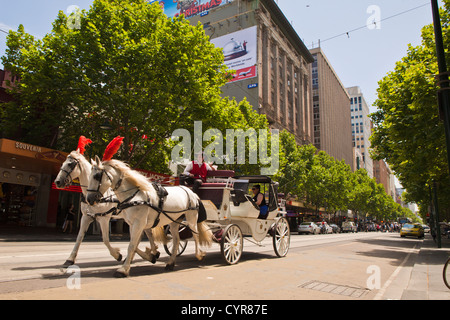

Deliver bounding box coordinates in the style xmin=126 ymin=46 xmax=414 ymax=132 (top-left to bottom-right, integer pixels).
xmin=401 ymin=235 xmax=450 ymax=300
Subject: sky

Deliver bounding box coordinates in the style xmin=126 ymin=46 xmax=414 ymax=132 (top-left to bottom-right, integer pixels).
xmin=0 ymin=1 xmax=442 ymax=110
xmin=278 ymin=0 xmax=441 ymax=112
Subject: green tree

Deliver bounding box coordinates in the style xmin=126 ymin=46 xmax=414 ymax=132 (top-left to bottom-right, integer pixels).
xmin=1 ymin=0 xmax=267 ymax=174
xmin=347 ymin=169 xmax=373 ymax=218
xmin=370 ymin=1 xmax=450 ymax=220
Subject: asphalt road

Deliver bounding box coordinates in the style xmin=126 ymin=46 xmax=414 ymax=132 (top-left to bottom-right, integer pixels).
xmin=0 ymin=231 xmax=422 ymax=300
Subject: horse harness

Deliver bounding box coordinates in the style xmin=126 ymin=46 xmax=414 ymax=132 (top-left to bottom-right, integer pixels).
xmin=88 ymin=167 xmax=199 ymax=229
xmin=114 ymin=182 xmax=199 ymax=229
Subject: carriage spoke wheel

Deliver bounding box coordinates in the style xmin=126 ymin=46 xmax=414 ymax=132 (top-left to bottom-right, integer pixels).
xmin=163 ymin=225 xmax=188 ymax=257
xmin=443 ymin=257 xmax=450 ymax=290
xmin=273 ymin=217 xmax=290 ymax=258
xmin=221 ymin=224 xmax=243 ymax=265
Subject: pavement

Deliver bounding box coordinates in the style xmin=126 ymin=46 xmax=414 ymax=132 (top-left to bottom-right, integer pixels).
xmin=381 ymin=233 xmax=450 ymax=300
xmin=1 ymin=226 xmax=449 ymax=300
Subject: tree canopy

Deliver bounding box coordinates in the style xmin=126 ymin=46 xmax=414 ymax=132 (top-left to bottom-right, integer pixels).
xmin=275 ymin=131 xmax=415 ymax=222
xmin=0 ymin=0 xmax=268 ymax=174
xmin=370 ymin=0 xmax=450 ymax=221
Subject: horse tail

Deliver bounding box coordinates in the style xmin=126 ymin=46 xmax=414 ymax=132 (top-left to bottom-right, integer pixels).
xmin=197 ymin=200 xmax=207 ymax=223
xmin=197 ymin=221 xmax=213 ymax=247
xmin=152 ymin=226 xmax=169 ymax=245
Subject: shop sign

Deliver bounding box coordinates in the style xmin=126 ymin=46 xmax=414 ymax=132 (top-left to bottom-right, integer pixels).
xmin=36 ymin=151 xmax=67 ymax=162
xmin=15 ymin=142 xmax=42 ymax=153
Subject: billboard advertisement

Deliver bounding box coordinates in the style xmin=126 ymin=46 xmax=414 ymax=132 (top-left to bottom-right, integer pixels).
xmin=149 ymin=0 xmax=233 ymax=19
xmin=210 ymin=26 xmax=258 ymax=83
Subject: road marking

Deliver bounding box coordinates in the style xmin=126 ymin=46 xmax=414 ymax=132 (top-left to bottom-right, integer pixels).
xmin=373 ymin=244 xmax=419 ymax=300
xmin=0 ymin=250 xmax=113 ymax=260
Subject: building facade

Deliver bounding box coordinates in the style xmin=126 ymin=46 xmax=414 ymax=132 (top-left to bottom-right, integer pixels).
xmin=0 ymin=69 xmax=16 ymax=103
xmin=347 ymin=86 xmax=373 ymax=178
xmin=309 ymin=47 xmax=353 ymax=170
xmin=189 ymin=0 xmax=315 ymax=145
xmin=373 ymin=159 xmax=396 ymax=200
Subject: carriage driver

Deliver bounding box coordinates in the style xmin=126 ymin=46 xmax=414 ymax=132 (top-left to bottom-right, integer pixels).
xmin=182 ymin=152 xmax=216 ymax=195
xmin=252 ymin=185 xmax=269 ymax=220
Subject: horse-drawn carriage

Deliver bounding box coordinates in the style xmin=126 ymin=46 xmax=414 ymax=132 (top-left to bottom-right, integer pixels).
xmin=55 ymin=136 xmax=290 ymax=277
xmin=165 ymin=171 xmax=291 ymax=265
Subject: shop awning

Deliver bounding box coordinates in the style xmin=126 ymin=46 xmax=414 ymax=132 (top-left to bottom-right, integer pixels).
xmin=0 ymin=139 xmax=68 ymax=176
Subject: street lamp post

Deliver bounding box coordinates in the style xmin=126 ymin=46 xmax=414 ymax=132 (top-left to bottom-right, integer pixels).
xmin=431 ymin=0 xmax=450 ymax=175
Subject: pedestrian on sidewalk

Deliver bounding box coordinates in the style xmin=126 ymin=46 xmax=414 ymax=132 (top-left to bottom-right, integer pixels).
xmin=63 ymin=204 xmax=75 ymax=234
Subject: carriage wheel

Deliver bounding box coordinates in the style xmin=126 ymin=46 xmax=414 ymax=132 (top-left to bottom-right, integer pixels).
xmin=273 ymin=217 xmax=290 ymax=258
xmin=221 ymin=224 xmax=243 ymax=265
xmin=163 ymin=225 xmax=189 ymax=257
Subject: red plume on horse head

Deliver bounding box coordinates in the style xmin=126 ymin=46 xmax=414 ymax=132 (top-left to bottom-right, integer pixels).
xmin=103 ymin=136 xmax=124 ymax=161
xmin=77 ymin=136 xmax=93 ymax=155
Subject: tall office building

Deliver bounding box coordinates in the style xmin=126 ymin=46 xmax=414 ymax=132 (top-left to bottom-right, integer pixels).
xmin=159 ymin=0 xmax=316 ymax=145
xmin=309 ymin=47 xmax=353 ymax=170
xmin=346 ymin=86 xmax=373 ymax=178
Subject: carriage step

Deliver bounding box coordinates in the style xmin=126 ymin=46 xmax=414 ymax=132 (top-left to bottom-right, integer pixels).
xmin=212 ymin=229 xmax=224 ymax=243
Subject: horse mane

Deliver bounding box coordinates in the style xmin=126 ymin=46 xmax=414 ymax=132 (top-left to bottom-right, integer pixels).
xmin=104 ymin=159 xmax=154 ymax=193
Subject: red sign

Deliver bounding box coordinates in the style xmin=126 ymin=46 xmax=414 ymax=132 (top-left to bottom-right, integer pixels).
xmin=52 ymin=183 xmax=82 ymax=193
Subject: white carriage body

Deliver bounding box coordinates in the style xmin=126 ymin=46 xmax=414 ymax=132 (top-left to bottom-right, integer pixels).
xmin=197 ymin=174 xmax=281 ymax=243
xmin=167 ymin=171 xmax=290 ymax=265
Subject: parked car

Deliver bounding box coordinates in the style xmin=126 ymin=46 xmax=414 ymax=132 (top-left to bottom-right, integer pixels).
xmin=422 ymin=225 xmax=430 ymax=234
xmin=400 ymin=223 xmax=424 ymax=239
xmin=330 ymin=224 xmax=341 ymax=234
xmin=298 ymin=222 xmax=320 ymax=235
xmin=317 ymin=222 xmax=333 ymax=234
xmin=342 ymin=221 xmax=357 ymax=233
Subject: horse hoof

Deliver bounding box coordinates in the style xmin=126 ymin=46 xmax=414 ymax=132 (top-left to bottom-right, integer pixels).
xmin=113 ymin=271 xmax=128 ymax=278
xmin=165 ymin=264 xmax=175 ymax=271
xmin=63 ymin=260 xmax=74 ymax=268
xmin=151 ymin=252 xmax=161 ymax=264
xmin=116 ymin=254 xmax=123 ymax=262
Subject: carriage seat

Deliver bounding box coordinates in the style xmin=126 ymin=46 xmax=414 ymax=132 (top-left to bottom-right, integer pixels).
xmin=206 ymin=170 xmax=235 ymax=178
xmin=197 ymin=183 xmax=227 ymax=209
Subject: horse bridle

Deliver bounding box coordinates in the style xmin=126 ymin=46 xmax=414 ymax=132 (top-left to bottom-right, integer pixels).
xmin=87 ymin=166 xmax=124 ymax=198
xmin=59 ymin=156 xmax=81 ymax=187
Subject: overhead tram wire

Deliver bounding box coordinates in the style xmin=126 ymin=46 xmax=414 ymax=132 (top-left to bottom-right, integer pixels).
xmin=309 ymin=2 xmax=430 ymax=48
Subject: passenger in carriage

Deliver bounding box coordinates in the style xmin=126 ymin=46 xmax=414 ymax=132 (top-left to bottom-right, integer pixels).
xmin=182 ymin=152 xmax=216 ymax=195
xmin=252 ymin=185 xmax=269 ymax=220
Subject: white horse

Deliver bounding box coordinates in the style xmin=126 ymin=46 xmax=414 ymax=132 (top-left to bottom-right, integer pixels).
xmin=86 ymin=157 xmax=212 ymax=278
xmin=54 ymin=150 xmax=161 ymax=268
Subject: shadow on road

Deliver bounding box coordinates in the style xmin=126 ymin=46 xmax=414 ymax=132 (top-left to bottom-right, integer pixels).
xmin=354 ymin=235 xmax=422 ymax=267
xmin=10 ymin=250 xmax=277 ymax=280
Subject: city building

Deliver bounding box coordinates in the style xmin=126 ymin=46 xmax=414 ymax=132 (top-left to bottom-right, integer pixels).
xmin=347 ymin=86 xmax=373 ymax=178
xmin=184 ymin=0 xmax=315 ymax=145
xmin=0 ymin=69 xmax=16 ymax=103
xmin=309 ymin=47 xmax=354 ymax=170
xmin=373 ymin=159 xmax=396 ymax=200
